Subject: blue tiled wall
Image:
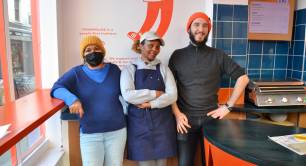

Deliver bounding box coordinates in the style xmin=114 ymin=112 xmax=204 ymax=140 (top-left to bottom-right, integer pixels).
xmin=212 ymin=4 xmax=306 ymax=87
xmin=287 ymin=9 xmax=306 ymax=82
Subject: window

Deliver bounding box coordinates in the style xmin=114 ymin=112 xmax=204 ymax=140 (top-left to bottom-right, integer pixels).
xmin=0 ymin=0 xmax=44 ymax=165
xmin=8 ymin=0 xmax=35 ymax=99
xmin=0 ymin=59 xmax=3 ymax=106
xmin=14 ymin=0 xmax=20 ymax=22
xmin=0 ymin=1 xmax=6 ymax=106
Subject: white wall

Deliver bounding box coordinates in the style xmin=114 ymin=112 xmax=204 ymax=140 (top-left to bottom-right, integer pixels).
xmin=40 ymin=0 xmax=59 ymax=89
xmin=39 ymin=0 xmax=65 ymax=164
xmin=58 ymin=0 xmax=208 ymax=73
xmin=204 ymin=0 xmax=214 ymax=46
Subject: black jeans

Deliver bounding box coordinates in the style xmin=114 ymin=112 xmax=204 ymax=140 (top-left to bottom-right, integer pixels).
xmin=177 ymin=115 xmax=213 ymax=166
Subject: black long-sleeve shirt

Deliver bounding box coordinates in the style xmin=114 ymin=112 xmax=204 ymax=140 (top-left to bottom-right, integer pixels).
xmin=169 ymin=44 xmax=245 ymax=116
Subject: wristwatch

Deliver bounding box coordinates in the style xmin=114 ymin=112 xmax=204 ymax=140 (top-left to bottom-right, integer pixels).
xmin=224 ymin=103 xmax=233 ymax=111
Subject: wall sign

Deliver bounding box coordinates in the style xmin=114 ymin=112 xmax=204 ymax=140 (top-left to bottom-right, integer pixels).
xmin=248 ymin=0 xmax=295 ymax=41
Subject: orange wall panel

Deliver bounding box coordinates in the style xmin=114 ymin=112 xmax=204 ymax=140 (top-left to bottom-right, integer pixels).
xmin=218 ymin=88 xmax=245 ymax=105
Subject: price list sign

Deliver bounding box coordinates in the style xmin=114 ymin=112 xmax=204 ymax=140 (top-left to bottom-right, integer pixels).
xmin=249 ymin=1 xmax=290 ymax=34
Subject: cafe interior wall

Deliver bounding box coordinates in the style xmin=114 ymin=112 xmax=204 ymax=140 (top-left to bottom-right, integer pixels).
xmin=213 ymin=0 xmax=306 ymax=87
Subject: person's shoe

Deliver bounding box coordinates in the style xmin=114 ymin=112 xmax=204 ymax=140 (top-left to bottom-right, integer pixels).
xmin=127 ymin=32 xmax=140 ymax=41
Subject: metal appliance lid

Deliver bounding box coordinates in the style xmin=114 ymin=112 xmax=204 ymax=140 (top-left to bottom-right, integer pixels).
xmin=251 ymin=79 xmax=305 ymax=86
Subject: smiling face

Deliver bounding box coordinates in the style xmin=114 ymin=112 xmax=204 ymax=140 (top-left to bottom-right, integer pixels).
xmin=140 ymin=39 xmax=161 ymax=61
xmin=189 ymin=17 xmax=209 ymax=43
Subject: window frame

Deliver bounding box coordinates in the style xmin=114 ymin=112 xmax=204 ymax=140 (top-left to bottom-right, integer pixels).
xmin=0 ymin=0 xmax=12 ymax=104
xmin=0 ymin=0 xmax=45 ymax=165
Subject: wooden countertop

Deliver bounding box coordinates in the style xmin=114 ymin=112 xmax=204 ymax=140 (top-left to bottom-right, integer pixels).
xmin=0 ymin=89 xmax=65 ymax=155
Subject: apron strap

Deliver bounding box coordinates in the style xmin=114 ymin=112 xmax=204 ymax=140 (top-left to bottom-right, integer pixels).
xmin=145 ymin=109 xmax=154 ymax=130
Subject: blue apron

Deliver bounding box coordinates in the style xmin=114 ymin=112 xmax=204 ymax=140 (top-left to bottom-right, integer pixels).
xmin=127 ymin=64 xmax=177 ymax=161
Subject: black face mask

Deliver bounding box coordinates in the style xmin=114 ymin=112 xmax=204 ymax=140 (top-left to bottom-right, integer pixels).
xmin=189 ymin=30 xmax=208 ymax=46
xmin=84 ymin=52 xmax=104 ymax=67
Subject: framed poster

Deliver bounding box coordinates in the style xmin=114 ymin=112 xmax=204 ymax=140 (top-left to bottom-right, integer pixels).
xmin=248 ymin=0 xmax=295 ymax=41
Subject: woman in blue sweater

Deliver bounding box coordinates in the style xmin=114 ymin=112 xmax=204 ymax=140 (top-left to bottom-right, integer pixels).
xmin=51 ymin=36 xmax=126 ymax=166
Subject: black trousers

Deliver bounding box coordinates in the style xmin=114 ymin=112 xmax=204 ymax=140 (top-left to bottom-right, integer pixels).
xmin=177 ymin=115 xmax=213 ymax=166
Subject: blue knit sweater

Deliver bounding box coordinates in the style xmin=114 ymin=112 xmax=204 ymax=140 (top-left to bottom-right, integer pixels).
xmin=53 ymin=64 xmax=110 ymax=106
xmin=51 ymin=64 xmax=125 ymax=133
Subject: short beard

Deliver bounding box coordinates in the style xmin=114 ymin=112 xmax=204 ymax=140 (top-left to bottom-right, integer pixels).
xmin=189 ymin=31 xmax=208 ymax=46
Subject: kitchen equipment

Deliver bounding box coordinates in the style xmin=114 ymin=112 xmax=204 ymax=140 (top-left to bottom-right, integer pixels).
xmin=246 ymin=79 xmax=306 ymax=107
xmin=269 ymin=113 xmax=287 ymax=122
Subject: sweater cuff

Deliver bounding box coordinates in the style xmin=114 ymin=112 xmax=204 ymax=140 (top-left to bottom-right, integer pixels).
xmin=66 ymin=96 xmax=78 ymax=106
xmin=150 ymin=100 xmax=159 ymax=109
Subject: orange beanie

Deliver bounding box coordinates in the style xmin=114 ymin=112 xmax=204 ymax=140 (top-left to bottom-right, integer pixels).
xmin=80 ymin=36 xmax=105 ymax=57
xmin=186 ymin=12 xmax=212 ymax=32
